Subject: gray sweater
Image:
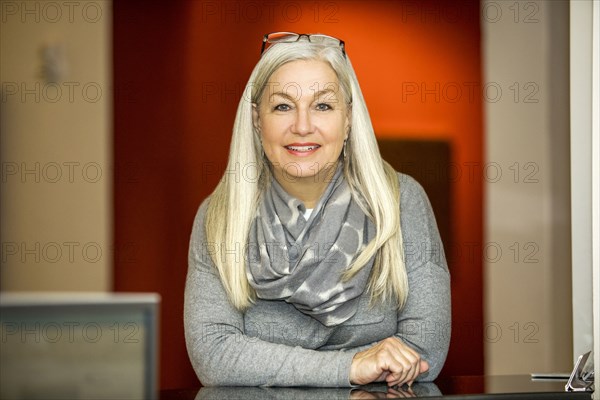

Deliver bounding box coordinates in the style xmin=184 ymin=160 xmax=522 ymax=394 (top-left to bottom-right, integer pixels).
xmin=184 ymin=174 xmax=451 ymax=387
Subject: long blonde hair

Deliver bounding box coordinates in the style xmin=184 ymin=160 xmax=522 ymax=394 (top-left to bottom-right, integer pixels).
xmin=204 ymin=40 xmax=408 ymax=311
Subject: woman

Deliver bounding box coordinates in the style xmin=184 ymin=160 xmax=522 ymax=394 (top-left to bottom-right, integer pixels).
xmin=184 ymin=32 xmax=450 ymax=387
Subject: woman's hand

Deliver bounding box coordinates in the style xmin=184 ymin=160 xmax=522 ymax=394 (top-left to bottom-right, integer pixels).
xmin=349 ymin=337 xmax=429 ymax=387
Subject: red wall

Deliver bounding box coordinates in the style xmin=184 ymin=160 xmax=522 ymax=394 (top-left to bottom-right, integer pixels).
xmin=114 ymin=0 xmax=483 ymax=389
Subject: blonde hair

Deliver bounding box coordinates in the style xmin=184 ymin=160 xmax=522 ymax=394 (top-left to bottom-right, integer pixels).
xmin=204 ymin=39 xmax=408 ymax=310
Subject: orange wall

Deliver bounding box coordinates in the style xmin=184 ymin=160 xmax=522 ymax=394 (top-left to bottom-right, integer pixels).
xmin=114 ymin=0 xmax=483 ymax=389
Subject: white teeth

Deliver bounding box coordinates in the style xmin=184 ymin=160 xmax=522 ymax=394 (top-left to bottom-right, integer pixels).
xmin=286 ymin=145 xmax=319 ymax=151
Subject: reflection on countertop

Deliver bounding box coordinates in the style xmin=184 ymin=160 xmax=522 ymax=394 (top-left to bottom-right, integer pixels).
xmin=194 ymin=382 xmax=442 ymax=399
xmin=160 ymin=375 xmax=593 ymax=400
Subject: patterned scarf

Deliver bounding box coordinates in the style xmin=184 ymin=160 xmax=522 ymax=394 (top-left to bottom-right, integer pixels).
xmin=246 ymin=166 xmax=376 ymax=327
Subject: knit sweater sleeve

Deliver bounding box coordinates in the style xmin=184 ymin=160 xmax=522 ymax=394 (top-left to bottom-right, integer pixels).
xmin=184 ymin=200 xmax=358 ymax=387
xmin=395 ymin=174 xmax=451 ymax=381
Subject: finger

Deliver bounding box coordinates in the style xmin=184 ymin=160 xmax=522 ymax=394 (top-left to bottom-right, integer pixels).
xmin=386 ymin=363 xmax=413 ymax=387
xmin=407 ymin=359 xmax=431 ymax=388
xmin=384 ymin=345 xmax=424 ymax=388
xmin=351 ymin=348 xmax=390 ymax=385
xmin=397 ymin=359 xmax=419 ymax=388
xmin=388 ymin=338 xmax=422 ymax=374
xmin=370 ymin=341 xmax=410 ymax=386
xmin=409 ymin=359 xmax=430 ymax=386
xmin=385 ymin=358 xmax=411 ymax=387
xmin=390 ymin=349 xmax=420 ymax=386
xmin=375 ymin=371 xmax=390 ymax=382
xmin=408 ymin=354 xmax=421 ymax=384
xmin=393 ymin=345 xmax=421 ymax=385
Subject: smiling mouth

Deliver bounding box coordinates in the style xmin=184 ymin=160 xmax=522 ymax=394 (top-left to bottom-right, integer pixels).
xmin=284 ymin=145 xmax=321 ymax=152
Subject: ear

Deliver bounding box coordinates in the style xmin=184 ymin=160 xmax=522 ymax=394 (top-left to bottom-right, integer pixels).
xmin=252 ymin=103 xmax=261 ymax=132
xmin=344 ymin=104 xmax=351 ymax=140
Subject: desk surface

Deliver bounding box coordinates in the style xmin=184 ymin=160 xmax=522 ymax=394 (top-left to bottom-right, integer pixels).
xmin=159 ymin=375 xmax=593 ymax=399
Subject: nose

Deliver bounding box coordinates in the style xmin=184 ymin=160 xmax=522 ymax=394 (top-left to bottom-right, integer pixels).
xmin=291 ymin=108 xmax=314 ymax=136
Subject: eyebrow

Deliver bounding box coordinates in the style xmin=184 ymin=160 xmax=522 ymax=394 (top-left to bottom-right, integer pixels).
xmin=269 ymin=88 xmax=338 ymax=102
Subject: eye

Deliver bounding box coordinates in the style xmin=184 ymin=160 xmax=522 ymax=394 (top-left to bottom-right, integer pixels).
xmin=315 ymin=103 xmax=333 ymax=111
xmin=274 ymin=103 xmax=292 ymax=112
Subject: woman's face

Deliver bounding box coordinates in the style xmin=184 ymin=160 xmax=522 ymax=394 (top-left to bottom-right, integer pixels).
xmin=253 ymin=59 xmax=350 ymax=184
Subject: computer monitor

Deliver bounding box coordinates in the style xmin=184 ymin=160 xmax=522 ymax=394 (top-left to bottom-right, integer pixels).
xmin=0 ymin=292 xmax=159 ymax=400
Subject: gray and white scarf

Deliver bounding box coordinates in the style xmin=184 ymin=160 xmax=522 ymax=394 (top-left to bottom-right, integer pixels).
xmin=246 ymin=166 xmax=376 ymax=327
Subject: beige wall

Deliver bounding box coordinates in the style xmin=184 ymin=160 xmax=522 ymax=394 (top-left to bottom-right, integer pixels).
xmin=0 ymin=0 xmax=112 ymax=291
xmin=483 ymin=0 xmax=572 ymax=374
